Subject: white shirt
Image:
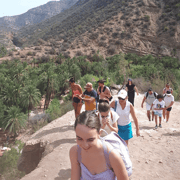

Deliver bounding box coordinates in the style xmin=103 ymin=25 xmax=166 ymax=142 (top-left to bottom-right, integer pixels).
xmin=145 ymin=92 xmax=158 ymax=105
xmin=99 ymin=110 xmax=119 ymax=135
xmin=115 ymin=100 xmax=131 ymax=126
xmin=153 ymin=99 xmax=165 ymax=114
xmin=164 ymin=94 xmax=174 ymax=107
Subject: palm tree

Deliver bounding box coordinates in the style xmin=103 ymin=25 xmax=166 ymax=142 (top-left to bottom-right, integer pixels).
xmin=20 ymin=85 xmax=41 ymax=120
xmin=3 ymin=106 xmax=27 ymax=137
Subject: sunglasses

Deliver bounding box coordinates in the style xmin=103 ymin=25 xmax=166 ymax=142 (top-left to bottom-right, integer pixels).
xmin=101 ymin=114 xmax=109 ymax=118
xmin=118 ymin=97 xmax=125 ymax=100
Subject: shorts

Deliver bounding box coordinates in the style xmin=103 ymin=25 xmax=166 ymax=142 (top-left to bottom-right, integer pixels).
xmin=73 ymin=97 xmax=80 ymax=103
xmin=154 ymin=111 xmax=162 ymax=117
xmin=166 ymin=107 xmax=172 ymax=111
xmin=118 ymin=122 xmax=133 ymax=141
xmin=146 ymin=103 xmax=154 ymax=111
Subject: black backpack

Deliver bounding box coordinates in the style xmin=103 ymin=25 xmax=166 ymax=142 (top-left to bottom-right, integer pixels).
xmin=97 ymin=86 xmax=113 ymax=102
xmin=146 ymin=92 xmax=157 ymax=99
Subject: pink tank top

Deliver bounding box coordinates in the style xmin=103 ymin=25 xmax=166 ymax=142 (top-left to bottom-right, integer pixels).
xmin=73 ymin=89 xmax=81 ymax=95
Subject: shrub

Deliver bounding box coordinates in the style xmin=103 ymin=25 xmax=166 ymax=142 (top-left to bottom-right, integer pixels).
xmin=34 ymin=46 xmax=42 ymax=50
xmin=49 ymin=48 xmax=56 ymax=55
xmin=100 ymin=36 xmax=106 ymax=41
xmin=144 ymin=15 xmax=150 ymax=22
xmin=0 ymin=140 xmax=26 ymax=180
xmin=0 ymin=46 xmax=7 ymax=57
xmin=89 ymin=33 xmax=99 ymax=40
xmin=98 ymin=41 xmax=107 ymax=47
xmin=107 ymin=46 xmax=116 ymax=55
xmin=76 ymin=51 xmax=83 ymax=56
xmin=112 ymin=32 xmax=119 ymax=39
xmin=46 ymin=99 xmax=73 ymax=121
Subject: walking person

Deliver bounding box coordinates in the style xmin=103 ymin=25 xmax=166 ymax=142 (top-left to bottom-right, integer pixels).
xmin=69 ymin=111 xmax=129 ymax=180
xmin=81 ymin=82 xmax=97 ymax=111
xmin=69 ymin=77 xmax=83 ymax=118
xmin=141 ymin=88 xmax=158 ymax=121
xmin=97 ymin=79 xmax=112 ymax=103
xmin=110 ymin=90 xmax=140 ymax=146
xmin=98 ymin=101 xmax=119 ymax=137
xmin=125 ymin=78 xmax=139 ymax=106
xmin=163 ymin=91 xmax=174 ymax=123
xmin=151 ymin=94 xmax=165 ymax=129
xmin=163 ymin=83 xmax=173 ymax=95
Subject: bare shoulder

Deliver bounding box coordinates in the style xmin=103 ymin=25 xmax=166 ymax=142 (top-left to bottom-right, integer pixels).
xmin=69 ymin=145 xmax=78 ymax=157
xmin=110 ymin=100 xmax=115 ymax=108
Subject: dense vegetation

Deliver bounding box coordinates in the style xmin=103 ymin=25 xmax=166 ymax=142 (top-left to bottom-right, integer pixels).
xmin=0 ymin=140 xmax=25 ymax=180
xmin=0 ymin=52 xmax=180 ymax=136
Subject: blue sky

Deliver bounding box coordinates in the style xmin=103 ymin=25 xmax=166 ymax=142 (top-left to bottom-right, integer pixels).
xmin=0 ymin=0 xmax=59 ymax=18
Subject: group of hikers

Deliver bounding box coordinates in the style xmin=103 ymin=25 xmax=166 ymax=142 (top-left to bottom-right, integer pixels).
xmin=69 ymin=77 xmax=174 ymax=179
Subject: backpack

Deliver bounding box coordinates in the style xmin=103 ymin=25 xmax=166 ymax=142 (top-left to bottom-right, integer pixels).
xmin=113 ymin=100 xmax=118 ymax=112
xmin=101 ymin=131 xmax=132 ymax=177
xmin=146 ymin=92 xmax=157 ymax=99
xmin=97 ymin=86 xmax=113 ymax=102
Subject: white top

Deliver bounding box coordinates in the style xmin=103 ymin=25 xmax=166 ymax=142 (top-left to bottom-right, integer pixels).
xmin=99 ymin=110 xmax=119 ymax=135
xmin=164 ymin=94 xmax=174 ymax=107
xmin=116 ymin=100 xmax=131 ymax=126
xmin=153 ymin=99 xmax=165 ymax=114
xmin=145 ymin=92 xmax=158 ymax=105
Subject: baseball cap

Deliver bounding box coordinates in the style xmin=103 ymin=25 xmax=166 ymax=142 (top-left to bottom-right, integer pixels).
xmin=117 ymin=89 xmax=127 ymax=99
xmin=84 ymin=82 xmax=92 ymax=89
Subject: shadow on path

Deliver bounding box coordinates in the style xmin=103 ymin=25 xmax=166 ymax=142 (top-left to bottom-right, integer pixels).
xmin=32 ymin=125 xmax=74 ymax=139
xmin=162 ymin=132 xmax=180 ymax=137
xmin=140 ymin=126 xmax=155 ymax=130
xmin=54 ymin=168 xmax=71 ymax=180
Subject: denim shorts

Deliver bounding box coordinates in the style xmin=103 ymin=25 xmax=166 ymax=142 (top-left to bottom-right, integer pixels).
xmin=154 ymin=111 xmax=162 ymax=117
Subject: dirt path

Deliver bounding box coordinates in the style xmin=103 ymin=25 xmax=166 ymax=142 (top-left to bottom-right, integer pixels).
xmin=20 ymin=93 xmax=180 ymax=180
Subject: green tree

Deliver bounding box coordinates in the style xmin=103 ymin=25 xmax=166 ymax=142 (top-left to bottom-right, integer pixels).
xmin=3 ymin=106 xmax=27 ymax=136
xmin=20 ymin=85 xmax=41 ymax=120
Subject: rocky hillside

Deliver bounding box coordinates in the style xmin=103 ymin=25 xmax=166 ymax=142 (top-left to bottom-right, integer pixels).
xmin=8 ymin=0 xmax=180 ymax=61
xmin=0 ymin=0 xmax=78 ymax=48
xmin=0 ymin=0 xmax=78 ymax=32
xmin=1 ymin=0 xmax=180 ymax=62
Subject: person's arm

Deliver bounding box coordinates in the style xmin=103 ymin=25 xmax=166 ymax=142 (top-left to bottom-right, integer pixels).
xmin=97 ymin=86 xmax=100 ymax=95
xmin=69 ymin=145 xmax=81 ymax=180
xmin=141 ymin=96 xmax=146 ymax=108
xmin=166 ymin=101 xmax=174 ymax=109
xmin=125 ymin=87 xmax=128 ymax=92
xmin=171 ymin=89 xmax=173 ymax=94
xmin=77 ymin=84 xmax=83 ymax=95
xmin=109 ymin=149 xmax=129 ymax=180
xmin=82 ymin=96 xmax=95 ymax=102
xmin=130 ymin=104 xmax=140 ymax=137
xmin=110 ymin=100 xmax=116 ymax=109
xmin=163 ymin=88 xmax=166 ymax=95
xmin=134 ymin=86 xmax=139 ymax=95
xmin=106 ymin=120 xmax=118 ymax=133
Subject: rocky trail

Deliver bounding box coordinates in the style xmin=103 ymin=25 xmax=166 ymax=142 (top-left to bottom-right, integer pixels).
xmin=19 ymin=93 xmax=180 ymax=180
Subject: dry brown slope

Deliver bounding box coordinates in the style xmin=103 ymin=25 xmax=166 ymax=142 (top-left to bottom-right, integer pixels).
xmin=19 ymin=94 xmax=180 ymax=180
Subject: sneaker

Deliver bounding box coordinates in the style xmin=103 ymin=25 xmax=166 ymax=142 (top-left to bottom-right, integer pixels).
xmin=159 ymin=124 xmax=162 ymax=128
xmin=155 ymin=125 xmax=158 ymax=129
xmin=152 ymin=119 xmax=154 ymax=121
xmin=163 ymin=119 xmax=166 ymax=122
